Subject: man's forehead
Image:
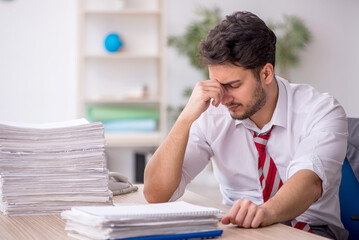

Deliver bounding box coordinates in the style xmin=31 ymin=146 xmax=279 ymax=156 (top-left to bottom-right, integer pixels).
xmin=209 ymin=65 xmax=249 ymax=83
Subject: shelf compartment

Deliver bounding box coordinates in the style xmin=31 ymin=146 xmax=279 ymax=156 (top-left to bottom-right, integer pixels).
xmin=84 ymin=15 xmax=160 ymax=55
xmin=84 ymin=59 xmax=159 ymax=100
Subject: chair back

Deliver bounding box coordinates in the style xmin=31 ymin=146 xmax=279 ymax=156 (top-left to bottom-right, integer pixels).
xmin=339 ymin=158 xmax=359 ymax=240
xmin=339 ymin=118 xmax=359 ymax=240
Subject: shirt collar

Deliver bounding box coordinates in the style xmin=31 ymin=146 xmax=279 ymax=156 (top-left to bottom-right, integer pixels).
xmin=235 ymin=76 xmax=288 ymax=133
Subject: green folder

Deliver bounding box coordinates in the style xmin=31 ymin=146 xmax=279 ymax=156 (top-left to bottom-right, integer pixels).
xmin=87 ymin=106 xmax=160 ymax=121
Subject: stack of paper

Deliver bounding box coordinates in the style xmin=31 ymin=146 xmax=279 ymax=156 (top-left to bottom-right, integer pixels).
xmin=0 ymin=119 xmax=112 ymax=215
xmin=62 ymin=201 xmax=223 ymax=240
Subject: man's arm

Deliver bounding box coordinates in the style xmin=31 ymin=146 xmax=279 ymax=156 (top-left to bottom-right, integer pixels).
xmin=143 ymin=115 xmax=193 ymax=203
xmin=143 ymin=80 xmax=224 ymax=203
xmin=221 ymin=169 xmax=322 ymax=228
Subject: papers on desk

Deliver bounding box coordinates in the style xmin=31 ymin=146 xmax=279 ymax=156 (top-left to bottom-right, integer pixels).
xmin=0 ymin=119 xmax=113 ymax=215
xmin=61 ymin=201 xmax=223 ymax=240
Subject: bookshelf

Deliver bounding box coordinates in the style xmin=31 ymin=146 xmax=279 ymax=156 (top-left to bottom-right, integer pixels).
xmin=77 ymin=0 xmax=166 ymax=148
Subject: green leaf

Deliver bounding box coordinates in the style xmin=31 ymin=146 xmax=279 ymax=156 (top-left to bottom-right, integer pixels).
xmin=269 ymin=15 xmax=311 ymax=75
xmin=168 ymin=6 xmax=221 ymax=78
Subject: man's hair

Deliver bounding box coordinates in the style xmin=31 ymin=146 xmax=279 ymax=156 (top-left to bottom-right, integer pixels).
xmin=199 ymin=11 xmax=276 ymax=79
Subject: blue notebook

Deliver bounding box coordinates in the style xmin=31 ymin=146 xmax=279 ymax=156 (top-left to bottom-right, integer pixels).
xmin=116 ymin=230 xmax=223 ymax=240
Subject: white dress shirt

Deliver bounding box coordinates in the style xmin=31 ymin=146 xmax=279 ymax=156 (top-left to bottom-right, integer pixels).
xmin=170 ymin=77 xmax=348 ymax=228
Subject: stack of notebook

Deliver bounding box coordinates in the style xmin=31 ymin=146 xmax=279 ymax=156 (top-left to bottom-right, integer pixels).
xmin=0 ymin=119 xmax=112 ymax=215
xmin=62 ymin=201 xmax=223 ymax=240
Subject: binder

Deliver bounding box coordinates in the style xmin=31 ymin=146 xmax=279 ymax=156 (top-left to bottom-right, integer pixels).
xmin=118 ymin=230 xmax=223 ymax=240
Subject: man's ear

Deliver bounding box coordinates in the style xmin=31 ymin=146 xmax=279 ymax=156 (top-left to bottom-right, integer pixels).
xmin=261 ymin=63 xmax=274 ymax=85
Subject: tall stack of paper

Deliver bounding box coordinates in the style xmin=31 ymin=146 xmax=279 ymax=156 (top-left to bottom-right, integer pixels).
xmin=62 ymin=201 xmax=223 ymax=240
xmin=0 ymin=119 xmax=112 ymax=215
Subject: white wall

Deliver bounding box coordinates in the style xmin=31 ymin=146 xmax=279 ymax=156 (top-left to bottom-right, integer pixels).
xmin=0 ymin=0 xmax=358 ymax=125
xmin=167 ymin=0 xmax=359 ymax=117
xmin=0 ymin=0 xmax=77 ymax=123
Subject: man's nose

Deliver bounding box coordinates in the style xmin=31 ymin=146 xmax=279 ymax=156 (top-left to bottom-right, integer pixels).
xmin=221 ymin=92 xmax=233 ymax=105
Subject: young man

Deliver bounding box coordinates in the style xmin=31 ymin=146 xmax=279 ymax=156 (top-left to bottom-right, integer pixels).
xmin=144 ymin=11 xmax=348 ymax=239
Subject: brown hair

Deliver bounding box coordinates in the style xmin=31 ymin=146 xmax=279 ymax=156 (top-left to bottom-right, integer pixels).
xmin=199 ymin=11 xmax=276 ymax=79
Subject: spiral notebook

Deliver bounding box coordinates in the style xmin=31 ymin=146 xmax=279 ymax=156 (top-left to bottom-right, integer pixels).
xmin=71 ymin=201 xmax=220 ymax=219
xmin=62 ymin=201 xmax=223 ymax=239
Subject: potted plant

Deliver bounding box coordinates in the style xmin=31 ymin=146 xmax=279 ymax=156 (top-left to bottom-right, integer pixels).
xmin=269 ymin=15 xmax=311 ymax=79
xmin=167 ymin=7 xmax=221 ymax=123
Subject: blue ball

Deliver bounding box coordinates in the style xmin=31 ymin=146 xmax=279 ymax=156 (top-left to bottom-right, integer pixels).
xmin=104 ymin=33 xmax=123 ymax=53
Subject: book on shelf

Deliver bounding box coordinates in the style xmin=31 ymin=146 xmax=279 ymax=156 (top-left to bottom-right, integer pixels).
xmin=0 ymin=118 xmax=113 ymax=215
xmin=87 ymin=106 xmax=159 ymax=133
xmin=103 ymin=119 xmax=157 ymax=132
xmin=61 ymin=201 xmax=223 ymax=240
xmin=87 ymin=106 xmax=160 ymax=122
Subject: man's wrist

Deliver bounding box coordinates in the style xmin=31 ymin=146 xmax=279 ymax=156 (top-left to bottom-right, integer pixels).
xmin=260 ymin=202 xmax=279 ymax=226
xmin=177 ymin=111 xmax=197 ymax=127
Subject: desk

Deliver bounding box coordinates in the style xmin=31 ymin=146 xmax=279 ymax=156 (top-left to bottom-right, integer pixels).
xmin=0 ymin=185 xmax=327 ymax=240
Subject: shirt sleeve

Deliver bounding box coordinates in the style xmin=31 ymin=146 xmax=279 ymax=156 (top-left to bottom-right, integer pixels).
xmin=169 ymin=119 xmax=213 ymax=201
xmin=287 ymin=96 xmax=348 ymax=196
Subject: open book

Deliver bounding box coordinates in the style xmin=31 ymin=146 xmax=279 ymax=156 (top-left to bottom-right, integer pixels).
xmin=61 ymin=201 xmax=223 ymax=240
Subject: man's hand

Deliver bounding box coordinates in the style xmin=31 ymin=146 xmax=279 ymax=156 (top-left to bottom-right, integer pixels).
xmin=180 ymin=79 xmax=225 ymax=123
xmin=221 ymin=170 xmax=322 ymax=229
xmin=221 ymin=199 xmax=274 ymax=228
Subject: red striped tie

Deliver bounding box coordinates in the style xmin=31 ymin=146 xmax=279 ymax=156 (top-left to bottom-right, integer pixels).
xmin=253 ymin=126 xmax=312 ymax=233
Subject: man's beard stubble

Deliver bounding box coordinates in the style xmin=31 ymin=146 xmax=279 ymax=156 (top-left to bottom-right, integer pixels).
xmin=226 ymin=82 xmax=267 ymax=120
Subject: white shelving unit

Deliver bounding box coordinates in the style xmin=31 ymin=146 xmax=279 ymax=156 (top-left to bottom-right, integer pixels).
xmin=77 ymin=0 xmax=166 ymax=148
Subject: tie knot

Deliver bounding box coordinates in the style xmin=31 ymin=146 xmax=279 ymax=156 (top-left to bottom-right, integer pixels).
xmin=253 ymin=126 xmax=274 ymax=147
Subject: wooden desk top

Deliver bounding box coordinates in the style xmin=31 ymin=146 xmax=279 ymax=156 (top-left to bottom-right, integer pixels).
xmin=0 ymin=185 xmax=328 ymax=240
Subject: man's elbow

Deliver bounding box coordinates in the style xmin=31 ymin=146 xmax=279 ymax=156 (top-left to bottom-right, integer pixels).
xmin=143 ymin=184 xmax=172 ymax=203
xmin=143 ymin=190 xmax=166 ymax=203
xmin=312 ymin=173 xmax=323 ymax=202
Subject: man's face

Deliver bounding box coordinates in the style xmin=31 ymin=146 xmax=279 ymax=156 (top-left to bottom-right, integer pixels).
xmin=209 ymin=64 xmax=266 ymax=120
